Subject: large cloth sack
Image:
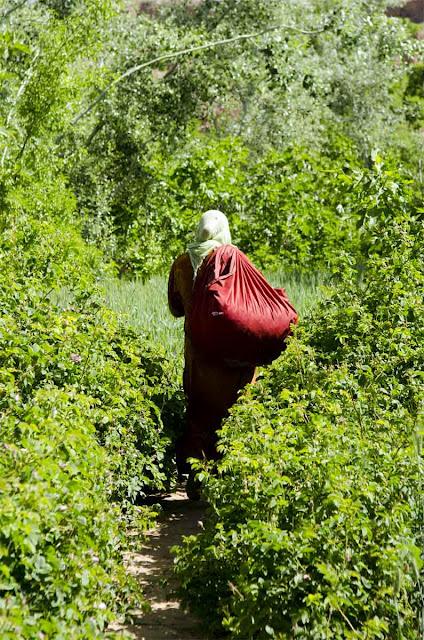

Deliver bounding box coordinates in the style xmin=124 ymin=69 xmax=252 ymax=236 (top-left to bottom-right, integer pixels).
xmin=188 ymin=245 xmax=298 ymax=366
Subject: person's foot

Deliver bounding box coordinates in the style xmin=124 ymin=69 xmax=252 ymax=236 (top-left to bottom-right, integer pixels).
xmin=186 ymin=471 xmax=201 ymax=501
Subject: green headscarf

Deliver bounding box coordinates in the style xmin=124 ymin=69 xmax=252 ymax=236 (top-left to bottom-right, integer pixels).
xmin=187 ymin=209 xmax=232 ymax=277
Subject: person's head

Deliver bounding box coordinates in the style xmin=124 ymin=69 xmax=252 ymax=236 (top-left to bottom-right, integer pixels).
xmin=195 ymin=209 xmax=231 ymax=245
xmin=188 ymin=209 xmax=232 ymax=275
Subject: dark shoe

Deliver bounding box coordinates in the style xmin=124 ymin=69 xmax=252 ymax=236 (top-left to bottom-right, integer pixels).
xmin=186 ymin=472 xmax=201 ymax=501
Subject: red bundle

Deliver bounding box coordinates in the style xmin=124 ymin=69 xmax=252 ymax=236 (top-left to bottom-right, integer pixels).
xmin=188 ymin=245 xmax=298 ymax=366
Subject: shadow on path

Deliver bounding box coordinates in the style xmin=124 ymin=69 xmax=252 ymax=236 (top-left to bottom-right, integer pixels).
xmin=111 ymin=488 xmax=209 ymax=640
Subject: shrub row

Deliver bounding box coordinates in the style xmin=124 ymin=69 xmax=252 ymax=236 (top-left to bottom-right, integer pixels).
xmin=174 ymin=210 xmax=423 ymax=638
xmin=0 ymin=212 xmax=180 ymax=637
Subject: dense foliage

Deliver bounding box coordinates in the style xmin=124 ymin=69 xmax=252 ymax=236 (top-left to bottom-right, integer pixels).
xmin=0 ymin=3 xmax=180 ymax=635
xmin=2 ymin=0 xmax=423 ymax=275
xmin=61 ymin=0 xmax=423 ymax=275
xmin=1 ymin=0 xmax=423 ymax=637
xmin=0 ymin=204 xmax=183 ymax=636
xmin=174 ymin=172 xmax=424 ymax=638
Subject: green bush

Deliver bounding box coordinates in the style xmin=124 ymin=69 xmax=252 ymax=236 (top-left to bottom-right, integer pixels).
xmin=0 ymin=389 xmax=142 ymax=639
xmin=174 ymin=210 xmax=423 ymax=638
xmin=0 ymin=213 xmax=180 ymax=634
xmin=236 ymin=141 xmax=360 ymax=271
xmin=103 ymin=135 xmax=417 ymax=278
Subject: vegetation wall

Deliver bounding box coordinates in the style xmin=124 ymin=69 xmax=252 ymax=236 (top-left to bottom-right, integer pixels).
xmin=0 ymin=0 xmax=423 ymax=637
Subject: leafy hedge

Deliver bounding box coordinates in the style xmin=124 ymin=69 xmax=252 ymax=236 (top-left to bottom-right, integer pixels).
xmin=0 ymin=210 xmax=181 ymax=637
xmin=0 ymin=389 xmax=140 ymax=639
xmin=96 ymin=134 xmax=421 ymax=278
xmin=0 ymin=4 xmax=183 ymax=626
xmin=174 ymin=197 xmax=423 ymax=637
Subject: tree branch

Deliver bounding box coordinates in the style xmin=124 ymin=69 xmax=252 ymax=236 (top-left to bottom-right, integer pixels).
xmin=1 ymin=0 xmax=31 ymax=23
xmin=70 ymin=22 xmax=324 ymax=127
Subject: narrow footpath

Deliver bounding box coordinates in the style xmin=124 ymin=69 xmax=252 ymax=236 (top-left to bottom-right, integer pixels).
xmin=112 ymin=488 xmax=208 ymax=640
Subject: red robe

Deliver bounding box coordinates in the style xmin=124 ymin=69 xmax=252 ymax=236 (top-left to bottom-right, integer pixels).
xmin=168 ymin=252 xmax=257 ymax=472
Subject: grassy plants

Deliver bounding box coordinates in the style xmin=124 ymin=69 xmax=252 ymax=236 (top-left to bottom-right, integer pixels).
xmin=104 ymin=276 xmax=185 ymax=362
xmin=103 ymin=269 xmax=324 ymax=360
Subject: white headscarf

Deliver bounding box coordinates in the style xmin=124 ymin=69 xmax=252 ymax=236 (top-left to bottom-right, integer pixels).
xmin=187 ymin=209 xmax=231 ymax=276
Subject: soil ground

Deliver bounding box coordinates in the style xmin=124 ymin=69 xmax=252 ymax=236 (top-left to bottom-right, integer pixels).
xmin=112 ymin=488 xmax=209 ymax=640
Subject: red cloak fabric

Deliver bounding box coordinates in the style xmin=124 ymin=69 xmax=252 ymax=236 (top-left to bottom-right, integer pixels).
xmin=168 ymin=252 xmax=257 ymax=472
xmin=188 ymin=245 xmax=298 ymax=366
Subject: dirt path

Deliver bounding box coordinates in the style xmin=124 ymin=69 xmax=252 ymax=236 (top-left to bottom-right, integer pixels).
xmin=112 ymin=488 xmax=209 ymax=640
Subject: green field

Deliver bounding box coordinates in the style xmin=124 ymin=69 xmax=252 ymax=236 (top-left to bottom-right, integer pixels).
xmin=104 ymin=270 xmax=324 ymax=358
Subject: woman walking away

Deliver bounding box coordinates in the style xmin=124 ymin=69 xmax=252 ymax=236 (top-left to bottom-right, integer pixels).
xmin=168 ymin=210 xmax=257 ymax=499
xmin=168 ymin=210 xmax=297 ymax=499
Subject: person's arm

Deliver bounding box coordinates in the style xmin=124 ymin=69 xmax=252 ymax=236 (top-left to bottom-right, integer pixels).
xmin=168 ymin=259 xmax=185 ymax=317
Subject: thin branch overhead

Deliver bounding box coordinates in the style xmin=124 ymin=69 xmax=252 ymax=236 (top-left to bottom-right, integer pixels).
xmin=70 ymin=22 xmax=324 ymax=127
xmin=0 ymin=0 xmax=32 ymax=23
